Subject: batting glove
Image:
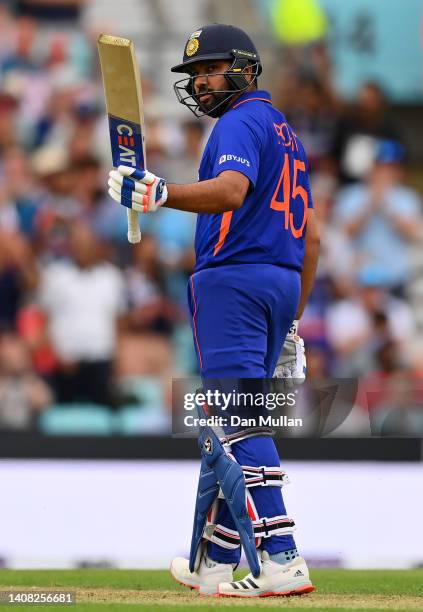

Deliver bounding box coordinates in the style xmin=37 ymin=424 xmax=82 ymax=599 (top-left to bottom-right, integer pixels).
xmin=273 ymin=320 xmax=306 ymax=387
xmin=108 ymin=165 xmax=168 ymax=213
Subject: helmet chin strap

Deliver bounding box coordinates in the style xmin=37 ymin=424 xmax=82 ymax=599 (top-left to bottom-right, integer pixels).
xmin=225 ymin=57 xmax=253 ymax=91
xmin=202 ymin=89 xmax=236 ymax=118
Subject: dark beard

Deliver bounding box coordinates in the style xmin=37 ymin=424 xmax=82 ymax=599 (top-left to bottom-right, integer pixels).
xmin=197 ymin=89 xmax=234 ymax=118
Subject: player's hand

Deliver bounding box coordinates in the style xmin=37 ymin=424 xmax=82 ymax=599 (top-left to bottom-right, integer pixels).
xmin=273 ymin=320 xmax=306 ymax=387
xmin=108 ymin=166 xmax=168 ymax=213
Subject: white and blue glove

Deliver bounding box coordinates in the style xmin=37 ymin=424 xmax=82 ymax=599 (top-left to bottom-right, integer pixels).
xmin=273 ymin=320 xmax=306 ymax=386
xmin=108 ymin=166 xmax=168 ymax=213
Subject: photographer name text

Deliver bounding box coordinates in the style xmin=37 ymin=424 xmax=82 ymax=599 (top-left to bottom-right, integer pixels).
xmin=184 ymin=415 xmax=303 ymax=428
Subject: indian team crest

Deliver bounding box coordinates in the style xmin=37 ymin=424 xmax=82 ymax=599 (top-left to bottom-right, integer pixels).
xmin=186 ymin=37 xmax=199 ymax=57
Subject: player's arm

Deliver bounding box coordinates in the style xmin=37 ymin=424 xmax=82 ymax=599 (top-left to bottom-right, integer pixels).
xmin=342 ymin=207 xmax=372 ymax=237
xmin=107 ymin=167 xmax=249 ymax=215
xmin=384 ymin=210 xmax=420 ymax=239
xmin=165 ymin=171 xmax=249 ymax=213
xmin=274 ymin=208 xmax=320 ymax=383
xmin=295 ymin=207 xmax=320 ymax=319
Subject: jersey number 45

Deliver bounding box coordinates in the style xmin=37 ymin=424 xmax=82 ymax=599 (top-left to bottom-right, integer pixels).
xmin=270 ymin=153 xmax=308 ymax=238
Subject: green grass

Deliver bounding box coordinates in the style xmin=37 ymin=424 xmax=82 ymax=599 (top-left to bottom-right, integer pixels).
xmin=0 ymin=569 xmax=421 ymax=611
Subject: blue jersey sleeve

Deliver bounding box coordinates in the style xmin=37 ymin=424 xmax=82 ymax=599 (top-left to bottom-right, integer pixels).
xmin=210 ymin=114 xmax=261 ymax=188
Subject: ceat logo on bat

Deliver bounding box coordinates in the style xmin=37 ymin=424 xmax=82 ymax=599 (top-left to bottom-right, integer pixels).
xmin=117 ymin=124 xmax=136 ymax=166
xmin=109 ymin=115 xmax=144 ymax=170
xmin=219 ymin=154 xmax=250 ymax=167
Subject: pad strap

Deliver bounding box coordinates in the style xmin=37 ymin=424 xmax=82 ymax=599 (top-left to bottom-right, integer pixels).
xmin=204 ymin=515 xmax=296 ymax=550
xmin=242 ymin=465 xmax=290 ymax=488
xmin=254 ymin=515 xmax=296 ymax=538
xmin=217 ymin=465 xmax=289 ymax=498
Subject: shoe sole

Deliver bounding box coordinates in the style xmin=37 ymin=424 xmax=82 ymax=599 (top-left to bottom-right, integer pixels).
xmin=218 ymin=583 xmax=315 ymax=598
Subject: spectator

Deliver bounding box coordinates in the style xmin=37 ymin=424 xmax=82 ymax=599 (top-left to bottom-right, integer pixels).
xmin=115 ymin=236 xmax=175 ymax=379
xmin=0 ymin=332 xmax=52 ymax=430
xmin=68 ymin=102 xmax=100 ymax=162
xmin=334 ymin=140 xmax=422 ymax=293
xmin=312 ymin=173 xmax=355 ymax=284
xmin=68 ymin=155 xmax=128 ymax=245
xmin=15 ymin=0 xmax=86 ymax=24
xmin=1 ymin=146 xmax=41 ymax=235
xmin=284 ymin=77 xmax=339 ymax=173
xmin=0 ymin=92 xmax=19 ymax=152
xmin=147 ymin=120 xmax=199 ymax=306
xmin=38 ymin=222 xmax=125 ymax=405
xmin=164 ymin=119 xmax=205 ymax=184
xmin=332 ymin=82 xmax=401 ymax=183
xmin=0 ymin=177 xmax=19 ymax=232
xmin=356 ymin=340 xmax=423 ymax=435
xmin=32 ymin=68 xmax=84 ymax=151
xmin=0 ymin=5 xmax=15 ymax=62
xmin=299 ymin=174 xmax=349 ymax=359
xmin=17 ymin=304 xmax=58 ymax=377
xmin=124 ymin=234 xmax=177 ymax=336
xmin=0 ymin=230 xmax=38 ymax=330
xmin=0 ymin=16 xmax=37 ymax=76
xmin=326 ymin=271 xmax=415 ymax=377
xmin=31 ymin=143 xmax=81 ymax=259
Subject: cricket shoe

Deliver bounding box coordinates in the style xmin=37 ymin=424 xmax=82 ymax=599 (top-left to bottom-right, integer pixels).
xmin=170 ymin=549 xmax=233 ymax=596
xmin=218 ymin=551 xmax=315 ymax=598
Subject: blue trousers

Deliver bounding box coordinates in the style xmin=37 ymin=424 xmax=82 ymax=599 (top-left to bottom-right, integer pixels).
xmin=187 ymin=263 xmax=300 ymax=563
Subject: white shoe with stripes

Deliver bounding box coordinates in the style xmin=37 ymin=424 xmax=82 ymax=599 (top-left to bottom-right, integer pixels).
xmin=218 ymin=552 xmax=314 ymax=598
xmin=170 ymin=552 xmax=233 ymax=596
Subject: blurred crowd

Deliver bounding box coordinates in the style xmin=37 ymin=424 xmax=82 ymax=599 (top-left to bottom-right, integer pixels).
xmin=0 ymin=1 xmax=422 ymax=436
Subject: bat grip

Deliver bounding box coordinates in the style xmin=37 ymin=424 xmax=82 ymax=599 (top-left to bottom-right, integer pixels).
xmin=127 ymin=208 xmax=141 ymax=243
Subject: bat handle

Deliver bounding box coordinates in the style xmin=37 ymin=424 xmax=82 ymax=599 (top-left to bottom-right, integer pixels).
xmin=127 ymin=208 xmax=141 ymax=243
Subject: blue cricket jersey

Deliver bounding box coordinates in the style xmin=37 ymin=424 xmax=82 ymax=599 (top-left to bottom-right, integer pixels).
xmin=195 ymin=90 xmax=313 ymax=272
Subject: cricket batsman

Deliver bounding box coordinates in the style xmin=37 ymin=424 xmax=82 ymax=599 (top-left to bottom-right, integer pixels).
xmin=107 ymin=24 xmax=320 ymax=597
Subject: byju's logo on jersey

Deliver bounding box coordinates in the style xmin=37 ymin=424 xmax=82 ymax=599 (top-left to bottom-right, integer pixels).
xmin=219 ymin=154 xmax=250 ymax=167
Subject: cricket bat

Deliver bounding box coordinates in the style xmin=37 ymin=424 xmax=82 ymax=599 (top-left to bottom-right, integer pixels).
xmin=97 ymin=34 xmax=146 ymax=244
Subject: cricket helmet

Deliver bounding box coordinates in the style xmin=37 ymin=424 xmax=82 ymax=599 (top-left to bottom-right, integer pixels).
xmin=171 ymin=23 xmax=262 ymax=118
